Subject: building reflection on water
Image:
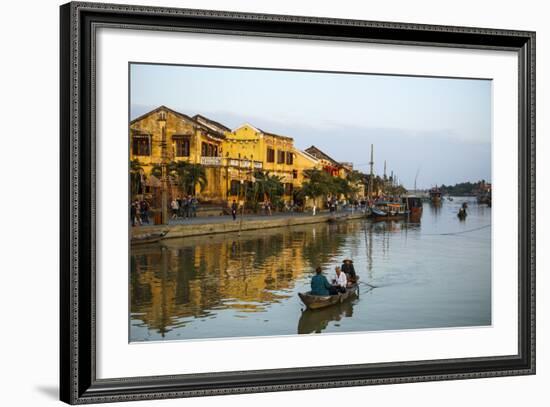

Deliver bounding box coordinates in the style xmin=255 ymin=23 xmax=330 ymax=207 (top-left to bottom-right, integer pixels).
xmin=132 ymin=195 xmax=497 ymax=342
xmin=130 ymin=219 xmax=418 ymax=339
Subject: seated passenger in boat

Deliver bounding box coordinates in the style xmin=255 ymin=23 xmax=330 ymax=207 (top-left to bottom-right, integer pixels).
xmin=311 ymin=267 xmax=338 ymax=296
xmin=332 ymin=267 xmax=347 ymax=293
xmin=341 ymin=259 xmax=357 ymax=285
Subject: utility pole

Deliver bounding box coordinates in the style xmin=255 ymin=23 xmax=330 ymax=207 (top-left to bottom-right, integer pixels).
xmin=158 ymin=112 xmax=168 ymax=225
xmin=368 ymin=144 xmax=374 ymax=200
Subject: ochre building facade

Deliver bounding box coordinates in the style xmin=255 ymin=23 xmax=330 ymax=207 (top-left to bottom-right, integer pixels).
xmin=130 ymin=105 xmax=356 ymax=206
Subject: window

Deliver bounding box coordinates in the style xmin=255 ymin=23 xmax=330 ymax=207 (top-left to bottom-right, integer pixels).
xmin=201 ymin=142 xmax=218 ymax=157
xmin=284 ymin=183 xmax=293 ymax=195
xmin=266 ymin=148 xmax=275 ymax=163
xmin=286 ymin=151 xmax=293 ymax=165
xmin=277 ymin=150 xmax=285 ymax=164
xmin=132 ymin=135 xmax=151 ymax=156
xmin=292 ymin=170 xmax=298 ymax=179
xmin=174 ymin=137 xmax=190 ymax=157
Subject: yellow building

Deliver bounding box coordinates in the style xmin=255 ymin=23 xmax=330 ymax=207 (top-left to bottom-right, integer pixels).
xmin=130 ymin=106 xmax=341 ymax=208
xmin=223 ymin=123 xmax=318 ymax=202
xmin=130 ymin=106 xmax=226 ymax=202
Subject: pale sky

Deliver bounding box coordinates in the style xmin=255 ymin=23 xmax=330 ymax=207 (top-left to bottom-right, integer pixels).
xmin=130 ymin=63 xmax=492 ymax=189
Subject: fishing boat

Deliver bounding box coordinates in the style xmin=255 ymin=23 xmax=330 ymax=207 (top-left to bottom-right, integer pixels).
xmin=298 ymin=279 xmax=359 ymax=310
xmin=370 ymin=201 xmax=409 ymax=220
xmin=131 ymin=231 xmax=167 ymax=245
xmin=429 ymin=186 xmax=442 ymax=204
xmin=402 ymin=196 xmax=423 ymax=221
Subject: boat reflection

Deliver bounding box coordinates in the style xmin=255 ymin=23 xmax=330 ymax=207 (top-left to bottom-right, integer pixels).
xmin=298 ymin=299 xmax=356 ymax=334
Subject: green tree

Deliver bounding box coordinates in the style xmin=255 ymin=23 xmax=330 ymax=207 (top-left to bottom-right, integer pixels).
xmin=130 ymin=159 xmax=144 ymax=198
xmin=297 ymin=169 xmax=335 ymax=207
xmin=165 ymin=161 xmax=208 ymax=196
xmin=246 ymin=171 xmax=284 ymax=211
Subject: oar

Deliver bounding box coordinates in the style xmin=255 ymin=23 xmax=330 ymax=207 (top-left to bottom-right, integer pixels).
xmin=359 ymin=281 xmax=378 ymax=289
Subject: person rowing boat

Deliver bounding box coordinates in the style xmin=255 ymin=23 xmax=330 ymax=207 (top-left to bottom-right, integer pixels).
xmin=300 ymin=265 xmax=359 ymax=310
xmin=310 ymin=267 xmax=339 ymax=296
xmin=341 ymin=259 xmax=357 ymax=285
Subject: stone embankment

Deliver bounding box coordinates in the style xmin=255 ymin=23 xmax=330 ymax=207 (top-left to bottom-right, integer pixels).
xmin=131 ymin=212 xmax=367 ymax=241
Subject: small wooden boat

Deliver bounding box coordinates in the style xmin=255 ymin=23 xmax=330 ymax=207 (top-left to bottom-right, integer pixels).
xmin=370 ymin=207 xmax=386 ymax=217
xmin=131 ymin=231 xmax=167 ymax=245
xmin=298 ymin=280 xmax=359 ymax=310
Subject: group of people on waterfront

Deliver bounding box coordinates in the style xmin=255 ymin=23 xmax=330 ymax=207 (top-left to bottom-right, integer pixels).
xmin=130 ymin=199 xmax=150 ymax=226
xmin=170 ymin=195 xmax=199 ymax=219
xmin=310 ymin=259 xmax=357 ymax=296
xmin=324 ymin=197 xmax=369 ymax=215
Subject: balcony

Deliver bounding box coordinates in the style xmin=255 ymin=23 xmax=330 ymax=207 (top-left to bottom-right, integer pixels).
xmin=200 ymin=156 xmax=222 ymax=166
xmin=227 ymin=159 xmax=263 ymax=169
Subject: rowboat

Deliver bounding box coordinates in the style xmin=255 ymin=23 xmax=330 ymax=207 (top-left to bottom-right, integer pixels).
xmin=370 ymin=207 xmax=387 ymax=217
xmin=298 ymin=280 xmax=359 ymax=310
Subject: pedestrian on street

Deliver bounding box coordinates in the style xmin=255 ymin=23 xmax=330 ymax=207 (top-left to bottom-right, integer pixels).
xmin=185 ymin=195 xmax=192 ymax=218
xmin=231 ymin=200 xmax=238 ymax=220
xmin=130 ymin=202 xmax=136 ymax=226
xmin=140 ymin=200 xmax=149 ymax=224
xmin=134 ymin=200 xmax=142 ymax=225
xmin=176 ymin=196 xmax=183 ymax=218
xmin=170 ymin=198 xmax=179 ymax=219
xmin=191 ymin=196 xmax=198 ymax=217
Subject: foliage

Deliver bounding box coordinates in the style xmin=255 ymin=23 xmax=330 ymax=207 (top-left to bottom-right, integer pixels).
xmin=245 ymin=171 xmax=285 ymax=212
xmin=150 ymin=161 xmax=209 ymax=196
xmin=439 ymin=180 xmax=489 ymax=196
xmin=129 ymin=159 xmax=144 ymax=197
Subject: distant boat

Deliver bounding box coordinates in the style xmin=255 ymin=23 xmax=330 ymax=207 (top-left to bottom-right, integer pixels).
xmin=429 ymin=187 xmax=442 ymax=204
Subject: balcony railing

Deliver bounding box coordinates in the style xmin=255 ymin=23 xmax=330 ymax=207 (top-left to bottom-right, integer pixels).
xmin=227 ymin=159 xmax=263 ymax=169
xmin=200 ymin=157 xmax=263 ymax=168
xmin=200 ymin=156 xmax=222 ymax=166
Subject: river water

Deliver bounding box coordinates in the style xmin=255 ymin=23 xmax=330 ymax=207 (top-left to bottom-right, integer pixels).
xmin=130 ymin=197 xmax=491 ymax=341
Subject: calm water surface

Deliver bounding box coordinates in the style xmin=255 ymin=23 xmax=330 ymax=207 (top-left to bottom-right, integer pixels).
xmin=130 ymin=197 xmax=491 ymax=341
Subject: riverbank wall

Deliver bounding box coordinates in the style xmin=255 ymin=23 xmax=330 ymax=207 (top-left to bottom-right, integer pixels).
xmin=131 ymin=212 xmax=367 ymax=241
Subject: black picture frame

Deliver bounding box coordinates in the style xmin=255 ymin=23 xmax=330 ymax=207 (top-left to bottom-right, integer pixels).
xmin=60 ymin=2 xmax=536 ymax=404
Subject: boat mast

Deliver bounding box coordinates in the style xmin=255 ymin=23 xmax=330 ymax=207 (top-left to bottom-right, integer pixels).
xmin=368 ymin=144 xmax=374 ymax=200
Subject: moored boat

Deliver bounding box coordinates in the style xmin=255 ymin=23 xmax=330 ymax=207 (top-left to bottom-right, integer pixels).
xmin=429 ymin=186 xmax=442 ymax=204
xmin=298 ymin=280 xmax=359 ymax=310
xmin=370 ymin=201 xmax=409 ymax=220
xmin=131 ymin=231 xmax=167 ymax=245
xmin=402 ymin=196 xmax=423 ymax=221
